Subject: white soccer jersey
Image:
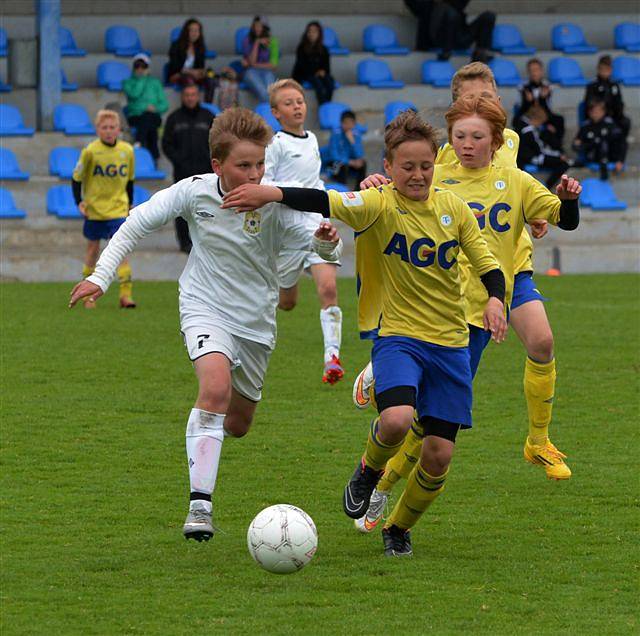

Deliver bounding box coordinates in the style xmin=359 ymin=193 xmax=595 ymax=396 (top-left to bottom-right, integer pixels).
xmin=86 ymin=173 xmax=339 ymax=349
xmin=264 ymin=130 xmax=325 ymax=189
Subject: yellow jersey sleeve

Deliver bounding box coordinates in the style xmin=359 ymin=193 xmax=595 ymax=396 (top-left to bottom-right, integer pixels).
xmin=519 ymin=170 xmax=561 ymax=225
xmin=327 ymin=187 xmax=386 ymax=232
xmin=72 ymin=147 xmax=90 ymax=182
xmin=457 ymin=199 xmax=501 ymax=277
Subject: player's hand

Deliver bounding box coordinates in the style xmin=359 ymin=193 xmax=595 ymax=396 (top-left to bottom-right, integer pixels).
xmin=529 ymin=218 xmax=548 ymax=239
xmin=360 ymin=173 xmax=389 ymax=190
xmin=78 ymin=201 xmax=87 ymax=217
xmin=556 ymin=174 xmax=581 ymax=200
xmin=221 ymin=184 xmax=282 ymax=212
xmin=314 ymin=221 xmax=339 ymax=243
xmin=69 ymin=280 xmax=103 ymax=308
xmin=483 ymin=297 xmax=507 ymax=343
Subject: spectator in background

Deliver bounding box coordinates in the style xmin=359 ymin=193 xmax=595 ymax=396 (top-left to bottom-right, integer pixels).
xmin=573 ymin=98 xmax=626 ymax=181
xmin=242 ymin=15 xmax=278 ymax=103
xmin=123 ymin=54 xmax=168 ymax=161
xmin=515 ymin=104 xmax=570 ymax=189
xmin=167 ymin=18 xmax=216 ymax=103
xmin=585 ymin=55 xmax=631 ymax=144
xmin=162 ymin=81 xmax=215 ymax=253
xmin=328 ymin=110 xmax=367 ymax=189
xmin=292 ymin=21 xmax=334 ymax=105
xmin=516 ymin=58 xmax=565 ymax=143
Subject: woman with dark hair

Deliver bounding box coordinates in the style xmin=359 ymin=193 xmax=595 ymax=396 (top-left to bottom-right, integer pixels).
xmin=168 ymin=18 xmax=215 ymax=102
xmin=241 ymin=15 xmax=278 ymax=103
xmin=292 ymin=21 xmax=334 ymax=105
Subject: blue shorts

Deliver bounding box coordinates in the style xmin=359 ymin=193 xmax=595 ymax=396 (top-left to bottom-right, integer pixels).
xmin=511 ymin=271 xmax=546 ymax=310
xmin=468 ymin=325 xmax=492 ymax=378
xmin=371 ymin=336 xmax=473 ymax=428
xmin=83 ymin=217 xmax=126 ymax=241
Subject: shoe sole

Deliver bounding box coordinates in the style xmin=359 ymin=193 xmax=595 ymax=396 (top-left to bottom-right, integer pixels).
xmin=184 ymin=529 xmax=213 ymax=542
xmin=384 ymin=549 xmax=413 ymax=557
xmin=323 ymin=368 xmax=344 ymax=385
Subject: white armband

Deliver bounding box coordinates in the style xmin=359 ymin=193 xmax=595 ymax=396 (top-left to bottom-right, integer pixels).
xmin=312 ymin=236 xmax=343 ymax=263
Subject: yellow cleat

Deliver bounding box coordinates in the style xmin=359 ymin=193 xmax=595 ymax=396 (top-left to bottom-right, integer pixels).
xmin=524 ymin=438 xmax=571 ymax=480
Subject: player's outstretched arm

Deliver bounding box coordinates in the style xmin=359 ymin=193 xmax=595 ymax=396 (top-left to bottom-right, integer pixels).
xmin=311 ymin=221 xmax=343 ymax=263
xmin=69 ymin=280 xmax=103 ymax=308
xmin=222 ymin=184 xmax=331 ymax=216
xmin=555 ymin=174 xmax=581 ymax=231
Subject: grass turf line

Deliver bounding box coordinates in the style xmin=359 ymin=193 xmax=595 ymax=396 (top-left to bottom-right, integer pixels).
xmin=1 ymin=275 xmax=638 ymax=634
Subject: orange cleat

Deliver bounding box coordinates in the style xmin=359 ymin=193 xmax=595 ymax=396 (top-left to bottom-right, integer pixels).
xmin=322 ymin=355 xmax=344 ymax=385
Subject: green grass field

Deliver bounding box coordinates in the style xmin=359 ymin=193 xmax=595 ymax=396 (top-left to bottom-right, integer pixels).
xmin=1 ymin=275 xmax=639 ymax=635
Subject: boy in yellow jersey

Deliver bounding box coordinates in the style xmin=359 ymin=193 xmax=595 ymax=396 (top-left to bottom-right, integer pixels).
xmin=72 ymin=109 xmax=136 ymax=308
xmin=354 ymin=63 xmax=573 ymax=501
xmin=220 ymin=111 xmax=508 ymax=557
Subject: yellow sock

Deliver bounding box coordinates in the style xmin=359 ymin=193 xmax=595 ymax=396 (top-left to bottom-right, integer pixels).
xmin=524 ymin=357 xmax=556 ymax=446
xmin=82 ymin=265 xmax=95 ymax=279
xmin=385 ymin=464 xmax=448 ymax=530
xmin=377 ymin=417 xmax=424 ymax=493
xmin=117 ymin=263 xmax=133 ymax=298
xmin=363 ymin=418 xmax=404 ymax=471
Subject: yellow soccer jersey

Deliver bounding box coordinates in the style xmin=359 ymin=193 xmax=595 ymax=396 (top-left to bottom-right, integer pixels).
xmin=437 ymin=128 xmax=534 ymax=274
xmin=72 ymin=139 xmax=134 ymax=220
xmin=328 ymin=186 xmax=500 ymax=347
xmin=432 ymin=163 xmax=561 ymax=328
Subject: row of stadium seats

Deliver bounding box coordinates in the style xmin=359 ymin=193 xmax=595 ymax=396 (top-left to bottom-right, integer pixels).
xmin=0 ymin=146 xmax=165 ymax=181
xmin=0 ymin=22 xmax=638 ymax=59
xmin=2 ymin=53 xmax=637 ymax=96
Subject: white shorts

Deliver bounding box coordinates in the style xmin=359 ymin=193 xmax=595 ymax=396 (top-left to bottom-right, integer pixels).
xmin=182 ymin=323 xmax=271 ymax=402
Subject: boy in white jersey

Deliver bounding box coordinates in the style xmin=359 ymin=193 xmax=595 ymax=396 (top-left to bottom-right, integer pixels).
xmin=69 ymin=108 xmax=343 ymax=542
xmin=264 ymin=79 xmax=344 ymax=385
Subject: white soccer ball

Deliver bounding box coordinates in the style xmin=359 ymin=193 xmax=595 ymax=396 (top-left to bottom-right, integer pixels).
xmin=247 ymin=504 xmax=318 ymax=574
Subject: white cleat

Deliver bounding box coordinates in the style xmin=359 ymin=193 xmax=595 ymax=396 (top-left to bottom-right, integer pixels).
xmin=353 ymin=488 xmax=388 ymax=533
xmin=183 ymin=504 xmax=215 ymax=542
xmin=352 ymin=361 xmax=374 ymax=410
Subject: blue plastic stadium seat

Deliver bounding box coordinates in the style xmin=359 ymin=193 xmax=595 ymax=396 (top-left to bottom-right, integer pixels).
xmin=612 ymin=56 xmax=640 ymax=86
xmin=235 ymin=27 xmax=250 ymax=55
xmin=133 ymin=185 xmax=151 ymax=206
xmin=105 ymin=25 xmax=149 ymax=57
xmin=0 ymin=28 xmax=7 ymax=57
xmin=384 ymin=100 xmax=417 ymax=124
xmin=318 ymin=102 xmax=368 ymax=133
xmin=47 ymin=185 xmax=82 ymax=218
xmin=301 ymin=79 xmax=341 ymax=90
xmin=134 ymin=147 xmax=166 ymax=179
xmin=548 ymin=57 xmax=587 ymax=86
xmin=551 ymin=23 xmax=597 ymax=54
xmin=0 ymin=188 xmax=26 ymax=218
xmin=0 ymin=75 xmax=11 ymax=92
xmin=59 ymin=26 xmax=86 ymax=56
xmin=421 ymin=60 xmax=455 ymax=87
xmin=49 ymin=147 xmax=81 ymax=179
xmin=0 ymin=148 xmax=29 ymax=180
xmin=53 ymin=104 xmax=95 ymax=135
xmin=489 ymin=58 xmax=522 ymax=86
xmin=357 ymin=59 xmax=404 ymax=89
xmin=363 ymin=24 xmax=410 ymax=55
xmin=614 ymin=22 xmax=640 ymax=52
xmin=491 ymin=24 xmax=535 ymax=55
xmin=325 ymin=182 xmax=351 ymax=192
xmin=323 ymin=26 xmax=349 ymax=55
xmin=586 ymin=161 xmax=624 ymax=173
xmin=97 ymin=61 xmax=130 ymax=91
xmin=579 ymin=178 xmax=627 ymax=211
xmin=0 ymin=105 xmax=34 ymax=136
xmin=200 ymin=102 xmax=221 ymax=116
xmin=255 ymin=102 xmax=281 ymax=132
xmin=61 ymin=69 xmax=78 ymax=91
xmin=170 ymin=26 xmax=216 ymax=58
xmin=524 ymin=164 xmax=540 ymax=174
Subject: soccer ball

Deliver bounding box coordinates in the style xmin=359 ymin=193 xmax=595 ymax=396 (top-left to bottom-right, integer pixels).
xmin=247 ymin=504 xmax=318 ymax=574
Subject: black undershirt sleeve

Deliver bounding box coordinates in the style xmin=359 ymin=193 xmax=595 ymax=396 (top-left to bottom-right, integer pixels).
xmin=126 ymin=180 xmax=134 ymax=206
xmin=480 ymin=269 xmax=506 ymax=303
xmin=279 ymin=187 xmax=331 ymax=217
xmin=557 ymin=198 xmax=579 ymax=230
xmin=72 ymin=179 xmax=82 ymax=205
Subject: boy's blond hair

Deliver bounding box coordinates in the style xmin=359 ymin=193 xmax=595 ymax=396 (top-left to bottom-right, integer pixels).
xmin=94 ymin=109 xmax=121 ymax=128
xmin=268 ymin=78 xmax=305 ymax=108
xmin=384 ymin=110 xmax=438 ymax=161
xmin=451 ymin=62 xmax=497 ymax=102
xmin=209 ymin=106 xmax=273 ymax=161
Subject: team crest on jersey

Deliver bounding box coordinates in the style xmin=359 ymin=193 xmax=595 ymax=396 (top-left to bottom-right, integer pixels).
xmin=494 ymin=180 xmax=506 ymax=190
xmin=440 ymin=214 xmax=452 ymax=226
xmin=441 ymin=179 xmax=460 ymax=185
xmin=243 ymin=211 xmax=261 ymax=235
xmin=340 ymin=191 xmax=363 ymax=207
xmin=506 ymin=138 xmax=514 ymax=149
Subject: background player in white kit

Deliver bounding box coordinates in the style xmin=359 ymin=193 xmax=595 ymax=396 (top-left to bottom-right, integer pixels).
xmin=69 ymin=108 xmax=342 ymax=542
xmin=265 ymin=79 xmax=344 ymax=385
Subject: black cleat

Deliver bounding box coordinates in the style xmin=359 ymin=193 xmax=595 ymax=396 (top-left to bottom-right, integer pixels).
xmin=382 ymin=524 xmax=413 ymax=557
xmin=343 ymin=458 xmax=384 ymax=519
